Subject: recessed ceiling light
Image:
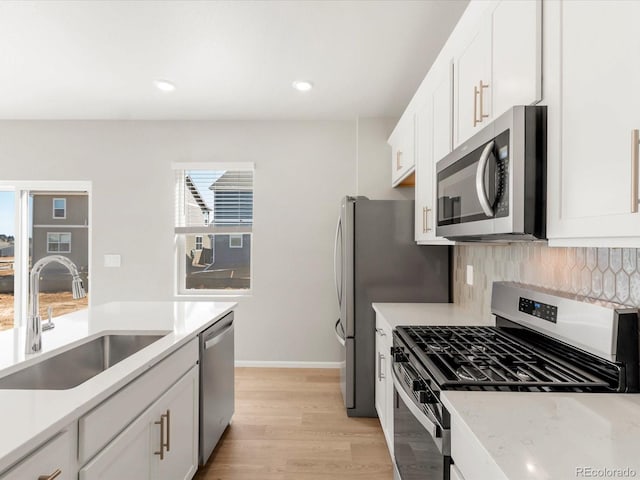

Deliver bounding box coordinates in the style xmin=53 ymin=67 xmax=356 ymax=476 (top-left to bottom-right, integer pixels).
xmin=292 ymin=80 xmax=313 ymax=92
xmin=154 ymin=79 xmax=176 ymax=92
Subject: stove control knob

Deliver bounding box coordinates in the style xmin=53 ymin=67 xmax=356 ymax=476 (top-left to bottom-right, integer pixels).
xmin=412 ymin=379 xmax=426 ymax=391
xmin=394 ymin=350 xmax=408 ymax=362
xmin=419 ymin=390 xmax=437 ymax=404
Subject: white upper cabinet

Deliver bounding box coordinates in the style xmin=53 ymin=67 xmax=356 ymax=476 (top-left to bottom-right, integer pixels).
xmin=546 ymin=0 xmax=640 ymax=246
xmin=455 ymin=19 xmax=492 ymax=146
xmin=415 ymin=62 xmax=455 ymax=244
xmin=454 ymin=0 xmax=541 ymax=147
xmin=389 ymin=116 xmax=416 ymax=187
xmin=492 ymin=0 xmax=541 ymax=116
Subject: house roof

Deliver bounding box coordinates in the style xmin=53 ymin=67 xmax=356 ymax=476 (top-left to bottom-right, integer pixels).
xmin=209 ymin=171 xmax=253 ymax=192
xmin=185 ymin=175 xmax=212 ymax=213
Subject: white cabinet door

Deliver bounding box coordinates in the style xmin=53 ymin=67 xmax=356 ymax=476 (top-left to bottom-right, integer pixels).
xmin=80 ymin=411 xmax=153 ymax=480
xmin=415 ymin=92 xmax=435 ymax=243
xmin=374 ymin=315 xmax=393 ymax=455
xmin=0 ymin=429 xmax=76 ymax=480
xmin=389 ymin=116 xmax=416 ymax=187
xmin=548 ymin=1 xmax=640 ymax=245
xmin=374 ymin=320 xmax=387 ymax=424
xmin=151 ymin=366 xmax=199 ymax=480
xmin=416 ymin=63 xmax=455 ymax=245
xmin=455 ymin=19 xmax=492 ymax=146
xmin=455 ymin=0 xmax=540 ymax=147
xmin=492 ymin=0 xmax=541 ymax=116
xmin=81 ymin=366 xmax=199 ymax=480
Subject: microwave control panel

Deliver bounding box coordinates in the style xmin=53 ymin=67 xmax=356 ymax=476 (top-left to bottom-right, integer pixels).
xmin=493 ymin=130 xmax=510 ymax=218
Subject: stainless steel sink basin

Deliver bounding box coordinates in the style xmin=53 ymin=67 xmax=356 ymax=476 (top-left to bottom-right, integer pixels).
xmin=0 ymin=334 xmax=166 ymax=390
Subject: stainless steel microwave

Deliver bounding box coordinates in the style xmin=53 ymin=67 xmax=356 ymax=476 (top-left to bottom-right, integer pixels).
xmin=435 ymin=105 xmax=547 ymax=242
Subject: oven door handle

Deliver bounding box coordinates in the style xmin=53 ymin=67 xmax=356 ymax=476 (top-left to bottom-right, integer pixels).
xmin=475 ymin=140 xmax=496 ymax=217
xmin=392 ymin=365 xmax=447 ymax=454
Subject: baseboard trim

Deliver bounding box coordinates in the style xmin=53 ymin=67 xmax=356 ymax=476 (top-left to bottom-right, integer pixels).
xmin=234 ymin=360 xmax=340 ymax=369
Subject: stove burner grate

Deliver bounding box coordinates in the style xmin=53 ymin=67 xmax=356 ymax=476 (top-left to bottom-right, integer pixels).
xmin=397 ymin=325 xmax=613 ymax=390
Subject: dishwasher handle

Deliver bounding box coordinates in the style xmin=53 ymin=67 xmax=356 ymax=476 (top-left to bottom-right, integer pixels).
xmin=203 ymin=320 xmax=234 ymax=350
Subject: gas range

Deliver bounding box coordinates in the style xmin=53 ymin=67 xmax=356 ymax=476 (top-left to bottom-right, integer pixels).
xmin=391 ymin=282 xmax=639 ymax=480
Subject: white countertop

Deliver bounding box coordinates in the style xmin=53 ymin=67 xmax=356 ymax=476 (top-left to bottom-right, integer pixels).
xmin=0 ymin=300 xmax=236 ymax=474
xmin=442 ymin=391 xmax=640 ymax=480
xmin=372 ymin=302 xmax=490 ymax=328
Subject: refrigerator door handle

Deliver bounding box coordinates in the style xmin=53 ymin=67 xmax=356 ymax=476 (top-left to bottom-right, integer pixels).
xmin=334 ymin=319 xmax=346 ymax=346
xmin=333 ymin=215 xmax=343 ymax=308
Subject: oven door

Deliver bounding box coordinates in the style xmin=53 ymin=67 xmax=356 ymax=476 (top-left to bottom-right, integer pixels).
xmin=392 ymin=366 xmax=451 ymax=480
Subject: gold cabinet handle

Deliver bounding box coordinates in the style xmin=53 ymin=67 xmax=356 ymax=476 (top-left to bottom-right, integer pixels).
xmin=479 ymin=80 xmax=490 ymax=121
xmin=38 ymin=470 xmax=62 ymax=480
xmin=473 ymin=86 xmax=479 ymax=127
xmin=632 ymin=129 xmax=639 ymax=213
xmin=396 ymin=151 xmax=403 ymax=171
xmin=164 ymin=410 xmax=171 ymax=453
xmin=154 ymin=415 xmax=165 ymax=460
xmin=425 ymin=207 xmax=432 ymax=232
xmin=377 ymin=353 xmax=385 ymax=381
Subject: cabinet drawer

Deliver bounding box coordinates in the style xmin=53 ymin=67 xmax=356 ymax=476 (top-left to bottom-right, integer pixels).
xmin=0 ymin=429 xmax=76 ymax=480
xmin=78 ymin=337 xmax=198 ymax=464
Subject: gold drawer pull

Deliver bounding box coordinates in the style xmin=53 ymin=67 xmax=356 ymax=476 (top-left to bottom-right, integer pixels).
xmin=479 ymin=80 xmax=489 ymax=121
xmin=154 ymin=415 xmax=165 ymax=460
xmin=164 ymin=410 xmax=171 ymax=452
xmin=632 ymin=129 xmax=639 ymax=213
xmin=38 ymin=469 xmax=62 ymax=480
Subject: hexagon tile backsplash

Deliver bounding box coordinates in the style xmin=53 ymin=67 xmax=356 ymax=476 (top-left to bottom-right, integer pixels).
xmin=453 ymin=244 xmax=640 ymax=320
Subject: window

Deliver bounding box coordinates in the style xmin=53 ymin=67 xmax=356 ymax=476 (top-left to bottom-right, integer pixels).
xmin=53 ymin=198 xmax=66 ymax=219
xmin=229 ymin=235 xmax=243 ymax=248
xmin=174 ymin=164 xmax=254 ymax=294
xmin=47 ymin=232 xmax=71 ymax=253
xmin=0 ymin=184 xmax=90 ymax=331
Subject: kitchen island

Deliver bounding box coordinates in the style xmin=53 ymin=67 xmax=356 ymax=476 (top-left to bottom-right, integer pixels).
xmin=0 ymin=300 xmax=236 ymax=478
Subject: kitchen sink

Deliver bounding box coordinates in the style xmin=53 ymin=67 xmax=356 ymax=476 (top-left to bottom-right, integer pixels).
xmin=0 ymin=333 xmax=167 ymax=390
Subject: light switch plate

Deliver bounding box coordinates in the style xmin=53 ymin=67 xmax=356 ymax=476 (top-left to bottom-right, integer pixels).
xmin=104 ymin=254 xmax=121 ymax=268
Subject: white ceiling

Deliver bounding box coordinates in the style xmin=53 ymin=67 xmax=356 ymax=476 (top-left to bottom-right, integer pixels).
xmin=0 ymin=0 xmax=468 ymax=120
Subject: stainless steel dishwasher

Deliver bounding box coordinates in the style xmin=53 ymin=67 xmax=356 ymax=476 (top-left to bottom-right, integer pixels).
xmin=199 ymin=312 xmax=235 ymax=465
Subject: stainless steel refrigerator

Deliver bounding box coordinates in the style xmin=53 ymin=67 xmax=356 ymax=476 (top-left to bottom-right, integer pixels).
xmin=333 ymin=196 xmax=450 ymax=417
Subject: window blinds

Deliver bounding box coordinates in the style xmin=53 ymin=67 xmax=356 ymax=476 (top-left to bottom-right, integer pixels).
xmin=175 ymin=167 xmax=253 ymax=234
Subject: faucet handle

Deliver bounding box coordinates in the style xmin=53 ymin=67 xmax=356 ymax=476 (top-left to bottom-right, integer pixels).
xmin=42 ymin=306 xmax=55 ymax=331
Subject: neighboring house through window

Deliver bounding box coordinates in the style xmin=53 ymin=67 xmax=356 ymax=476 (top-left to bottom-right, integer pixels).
xmin=0 ymin=184 xmax=90 ymax=331
xmin=229 ymin=235 xmax=243 ymax=248
xmin=174 ymin=164 xmax=254 ymax=294
xmin=53 ymin=198 xmax=66 ymax=219
xmin=47 ymin=232 xmax=71 ymax=253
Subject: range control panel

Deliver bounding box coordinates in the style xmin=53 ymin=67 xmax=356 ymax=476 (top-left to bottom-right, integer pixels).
xmin=519 ymin=297 xmax=558 ymax=323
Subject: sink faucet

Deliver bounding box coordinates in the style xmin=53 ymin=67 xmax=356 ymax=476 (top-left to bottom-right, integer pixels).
xmin=25 ymin=255 xmax=87 ymax=354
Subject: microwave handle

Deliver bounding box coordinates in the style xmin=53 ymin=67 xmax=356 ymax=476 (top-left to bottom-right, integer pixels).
xmin=475 ymin=140 xmax=496 ymax=217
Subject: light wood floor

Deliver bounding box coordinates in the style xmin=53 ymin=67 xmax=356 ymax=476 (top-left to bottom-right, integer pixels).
xmin=195 ymin=368 xmax=393 ymax=480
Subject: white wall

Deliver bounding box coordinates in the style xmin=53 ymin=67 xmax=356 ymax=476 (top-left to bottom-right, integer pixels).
xmin=0 ymin=120 xmax=357 ymax=363
xmin=356 ymin=117 xmax=414 ymax=200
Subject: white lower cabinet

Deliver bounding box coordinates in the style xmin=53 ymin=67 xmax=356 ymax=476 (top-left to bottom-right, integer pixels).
xmin=0 ymin=428 xmax=76 ymax=480
xmin=374 ymin=315 xmax=393 ymax=457
xmin=80 ymin=365 xmax=199 ymax=480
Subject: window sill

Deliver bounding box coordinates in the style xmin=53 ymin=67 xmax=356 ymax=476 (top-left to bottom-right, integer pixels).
xmin=175 ymin=291 xmax=252 ymax=300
